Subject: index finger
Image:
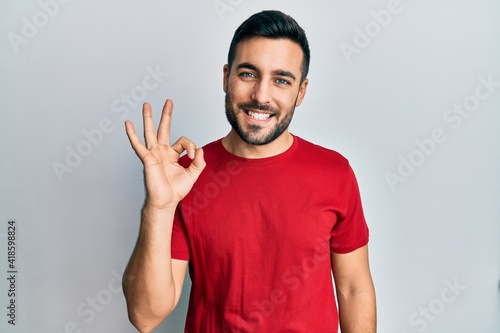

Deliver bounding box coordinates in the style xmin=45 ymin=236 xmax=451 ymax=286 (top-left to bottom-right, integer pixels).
xmin=157 ymin=99 xmax=173 ymax=146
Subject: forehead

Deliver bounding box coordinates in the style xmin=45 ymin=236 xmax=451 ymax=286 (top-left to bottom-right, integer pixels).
xmin=233 ymin=36 xmax=303 ymax=74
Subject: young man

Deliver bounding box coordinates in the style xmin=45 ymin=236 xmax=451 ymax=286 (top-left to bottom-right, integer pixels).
xmin=123 ymin=10 xmax=376 ymax=333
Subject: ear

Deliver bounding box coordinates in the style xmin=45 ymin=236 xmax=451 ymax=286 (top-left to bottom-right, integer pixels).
xmin=295 ymin=78 xmax=309 ymax=107
xmin=223 ymin=64 xmax=229 ymax=93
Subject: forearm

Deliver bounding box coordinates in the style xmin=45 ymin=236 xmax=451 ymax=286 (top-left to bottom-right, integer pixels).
xmin=337 ymin=289 xmax=376 ymax=333
xmin=123 ymin=204 xmax=177 ymax=332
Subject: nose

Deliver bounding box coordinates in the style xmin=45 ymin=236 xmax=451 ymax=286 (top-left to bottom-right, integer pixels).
xmin=250 ymin=79 xmax=271 ymax=105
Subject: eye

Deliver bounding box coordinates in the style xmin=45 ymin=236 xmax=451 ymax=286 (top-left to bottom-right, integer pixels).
xmin=276 ymin=78 xmax=290 ymax=85
xmin=240 ymin=72 xmax=256 ymax=78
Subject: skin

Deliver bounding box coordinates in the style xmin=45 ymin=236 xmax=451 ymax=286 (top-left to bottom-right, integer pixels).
xmin=222 ymin=36 xmax=308 ymax=158
xmin=332 ymin=246 xmax=377 ymax=332
xmin=122 ymin=36 xmax=376 ymax=333
xmin=122 ymin=100 xmax=201 ymax=333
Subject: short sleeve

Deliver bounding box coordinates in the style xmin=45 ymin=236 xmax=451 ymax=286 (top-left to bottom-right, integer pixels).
xmin=171 ymin=204 xmax=191 ymax=260
xmin=330 ymin=164 xmax=369 ymax=254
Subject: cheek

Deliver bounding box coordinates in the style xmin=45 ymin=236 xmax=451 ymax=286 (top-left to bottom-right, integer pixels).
xmin=275 ymin=90 xmax=298 ymax=109
xmin=228 ymin=82 xmax=251 ymax=101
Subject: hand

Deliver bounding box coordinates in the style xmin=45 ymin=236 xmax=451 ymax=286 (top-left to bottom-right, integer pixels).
xmin=125 ymin=99 xmax=206 ymax=209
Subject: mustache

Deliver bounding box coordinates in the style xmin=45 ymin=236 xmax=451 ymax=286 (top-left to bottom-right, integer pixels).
xmin=238 ymin=101 xmax=275 ymax=113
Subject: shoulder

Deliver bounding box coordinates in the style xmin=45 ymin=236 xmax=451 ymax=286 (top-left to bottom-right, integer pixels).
xmin=294 ymin=136 xmax=350 ymax=170
xmin=292 ymin=136 xmax=361 ymax=197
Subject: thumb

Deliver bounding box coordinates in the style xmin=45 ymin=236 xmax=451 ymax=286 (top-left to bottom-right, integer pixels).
xmin=187 ymin=148 xmax=206 ymax=180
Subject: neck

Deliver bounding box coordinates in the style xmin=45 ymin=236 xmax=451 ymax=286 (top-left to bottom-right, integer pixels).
xmin=222 ymin=129 xmax=294 ymax=159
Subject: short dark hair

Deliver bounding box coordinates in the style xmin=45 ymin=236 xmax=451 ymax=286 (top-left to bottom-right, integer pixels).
xmin=227 ymin=10 xmax=310 ymax=82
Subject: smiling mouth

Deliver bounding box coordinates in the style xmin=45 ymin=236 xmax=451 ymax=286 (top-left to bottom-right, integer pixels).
xmin=246 ymin=110 xmax=273 ymax=121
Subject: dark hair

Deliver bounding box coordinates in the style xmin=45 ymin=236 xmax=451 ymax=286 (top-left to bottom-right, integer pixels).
xmin=227 ymin=10 xmax=310 ymax=82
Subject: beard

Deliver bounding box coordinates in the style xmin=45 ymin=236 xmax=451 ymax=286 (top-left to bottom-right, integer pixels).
xmin=224 ymin=92 xmax=296 ymax=146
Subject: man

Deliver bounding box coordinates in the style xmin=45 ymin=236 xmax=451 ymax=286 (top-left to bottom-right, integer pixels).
xmin=123 ymin=10 xmax=376 ymax=333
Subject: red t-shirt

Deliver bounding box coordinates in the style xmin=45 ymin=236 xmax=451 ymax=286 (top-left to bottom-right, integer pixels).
xmin=172 ymin=135 xmax=369 ymax=332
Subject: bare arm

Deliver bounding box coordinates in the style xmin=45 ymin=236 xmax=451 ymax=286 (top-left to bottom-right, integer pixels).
xmin=122 ymin=100 xmax=205 ymax=333
xmin=331 ymin=245 xmax=376 ymax=333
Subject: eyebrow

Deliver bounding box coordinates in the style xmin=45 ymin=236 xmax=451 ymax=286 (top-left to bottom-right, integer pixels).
xmin=236 ymin=62 xmax=297 ymax=82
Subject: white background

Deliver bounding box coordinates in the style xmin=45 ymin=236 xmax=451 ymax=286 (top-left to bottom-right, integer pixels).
xmin=1 ymin=0 xmax=499 ymax=332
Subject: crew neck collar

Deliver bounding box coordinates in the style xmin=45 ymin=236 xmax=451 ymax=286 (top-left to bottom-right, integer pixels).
xmin=216 ymin=134 xmax=300 ymax=166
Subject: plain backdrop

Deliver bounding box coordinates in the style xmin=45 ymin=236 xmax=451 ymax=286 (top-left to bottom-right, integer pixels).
xmin=1 ymin=0 xmax=499 ymax=332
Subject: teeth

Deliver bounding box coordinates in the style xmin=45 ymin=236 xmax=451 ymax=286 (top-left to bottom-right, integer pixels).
xmin=248 ymin=111 xmax=270 ymax=120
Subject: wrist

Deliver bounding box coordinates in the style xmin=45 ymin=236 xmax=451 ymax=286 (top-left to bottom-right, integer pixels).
xmin=140 ymin=202 xmax=177 ymax=231
xmin=143 ymin=197 xmax=179 ymax=212
xmin=141 ymin=201 xmax=177 ymax=219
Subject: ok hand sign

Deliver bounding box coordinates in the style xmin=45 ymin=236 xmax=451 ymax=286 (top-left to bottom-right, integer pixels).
xmin=125 ymin=100 xmax=206 ymax=209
